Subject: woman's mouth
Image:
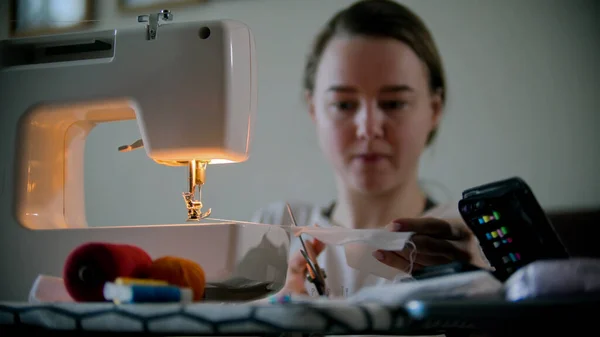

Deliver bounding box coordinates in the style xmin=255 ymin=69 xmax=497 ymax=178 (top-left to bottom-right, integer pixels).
xmin=354 ymin=154 xmax=389 ymax=163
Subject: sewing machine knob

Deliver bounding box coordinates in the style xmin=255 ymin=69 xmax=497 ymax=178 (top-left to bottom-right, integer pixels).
xmin=199 ymin=27 xmax=211 ymax=39
xmin=160 ymin=9 xmax=173 ymax=21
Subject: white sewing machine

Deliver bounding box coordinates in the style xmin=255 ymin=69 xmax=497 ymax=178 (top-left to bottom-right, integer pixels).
xmin=0 ymin=10 xmax=289 ymax=301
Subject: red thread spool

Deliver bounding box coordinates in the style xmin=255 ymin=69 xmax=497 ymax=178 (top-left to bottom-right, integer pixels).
xmin=146 ymin=256 xmax=206 ymax=301
xmin=63 ymin=242 xmax=153 ymax=302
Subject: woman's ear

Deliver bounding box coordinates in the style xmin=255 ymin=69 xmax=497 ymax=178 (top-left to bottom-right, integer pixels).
xmin=305 ymin=90 xmax=316 ymax=123
xmin=430 ymin=88 xmax=444 ymax=129
xmin=425 ymin=89 xmax=444 ymax=145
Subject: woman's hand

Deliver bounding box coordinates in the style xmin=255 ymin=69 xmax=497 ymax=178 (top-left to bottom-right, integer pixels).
xmin=372 ymin=217 xmax=489 ymax=272
xmin=277 ymin=238 xmax=326 ymax=296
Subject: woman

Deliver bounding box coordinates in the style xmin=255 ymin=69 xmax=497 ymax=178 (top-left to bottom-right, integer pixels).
xmin=252 ymin=0 xmax=488 ymax=298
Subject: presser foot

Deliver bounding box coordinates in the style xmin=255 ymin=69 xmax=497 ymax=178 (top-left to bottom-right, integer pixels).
xmin=183 ymin=192 xmax=211 ymax=221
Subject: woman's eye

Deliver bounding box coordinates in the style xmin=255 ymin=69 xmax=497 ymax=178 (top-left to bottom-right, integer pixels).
xmin=331 ymin=101 xmax=358 ymax=111
xmin=379 ymin=100 xmax=407 ymax=111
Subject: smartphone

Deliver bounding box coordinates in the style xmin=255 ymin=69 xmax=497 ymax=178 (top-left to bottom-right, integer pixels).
xmin=458 ymin=177 xmax=569 ymax=281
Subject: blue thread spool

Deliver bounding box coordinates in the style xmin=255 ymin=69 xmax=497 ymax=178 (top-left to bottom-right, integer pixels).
xmin=279 ymin=294 xmax=291 ymax=303
xmin=104 ymin=282 xmax=193 ymax=303
xmin=268 ymin=294 xmax=291 ymax=304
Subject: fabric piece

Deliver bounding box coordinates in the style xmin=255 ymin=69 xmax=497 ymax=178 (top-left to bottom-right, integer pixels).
xmin=284 ymin=225 xmax=414 ymax=251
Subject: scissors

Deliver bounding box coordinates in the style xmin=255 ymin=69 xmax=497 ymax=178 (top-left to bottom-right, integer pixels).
xmin=286 ymin=203 xmax=328 ymax=296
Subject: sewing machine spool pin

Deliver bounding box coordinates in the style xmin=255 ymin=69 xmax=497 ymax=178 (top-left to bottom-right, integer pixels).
xmin=138 ymin=9 xmax=173 ymax=40
xmin=183 ymin=159 xmax=211 ymax=221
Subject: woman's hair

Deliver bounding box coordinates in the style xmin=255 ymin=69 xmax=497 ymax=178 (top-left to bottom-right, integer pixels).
xmin=302 ymin=0 xmax=446 ymax=144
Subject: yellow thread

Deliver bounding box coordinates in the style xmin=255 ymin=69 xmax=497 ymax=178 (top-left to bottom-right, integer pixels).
xmin=115 ymin=277 xmax=168 ymax=286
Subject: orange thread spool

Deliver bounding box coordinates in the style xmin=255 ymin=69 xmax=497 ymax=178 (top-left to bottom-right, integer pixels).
xmin=146 ymin=256 xmax=206 ymax=301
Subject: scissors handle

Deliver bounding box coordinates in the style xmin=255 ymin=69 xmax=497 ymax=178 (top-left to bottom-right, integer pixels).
xmin=307 ymin=263 xmax=327 ymax=296
xmin=300 ymin=249 xmax=327 ymax=296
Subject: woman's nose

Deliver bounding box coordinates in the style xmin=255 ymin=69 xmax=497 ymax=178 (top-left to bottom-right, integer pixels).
xmin=355 ymin=103 xmax=384 ymax=140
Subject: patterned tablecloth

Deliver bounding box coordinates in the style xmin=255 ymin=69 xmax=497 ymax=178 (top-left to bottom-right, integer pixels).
xmin=0 ymin=300 xmax=413 ymax=335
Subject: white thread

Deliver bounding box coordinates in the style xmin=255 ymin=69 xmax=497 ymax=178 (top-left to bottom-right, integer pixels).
xmin=404 ymin=239 xmax=417 ymax=275
xmin=392 ymin=240 xmax=418 ymax=283
xmin=206 ymin=217 xmax=271 ymax=226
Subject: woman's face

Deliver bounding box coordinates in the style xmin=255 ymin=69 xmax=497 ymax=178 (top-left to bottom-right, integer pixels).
xmin=308 ymin=36 xmax=443 ymax=195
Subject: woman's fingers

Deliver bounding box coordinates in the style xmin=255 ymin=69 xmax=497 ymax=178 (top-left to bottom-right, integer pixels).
xmin=377 ymin=217 xmax=480 ymax=272
xmin=284 ymin=238 xmax=326 ymax=296
xmin=288 ymin=238 xmax=325 ymax=273
xmin=388 ymin=217 xmax=471 ymax=240
xmin=373 ymin=233 xmax=472 ymax=271
xmin=307 ymin=238 xmax=326 ymax=260
xmin=372 ymin=250 xmax=432 ymax=272
xmin=412 ymin=253 xmax=454 ymax=266
xmin=375 ymin=248 xmax=451 ymax=269
xmin=372 ymin=250 xmax=413 ymax=271
xmin=408 ymin=235 xmax=471 ymax=261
